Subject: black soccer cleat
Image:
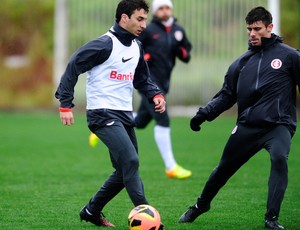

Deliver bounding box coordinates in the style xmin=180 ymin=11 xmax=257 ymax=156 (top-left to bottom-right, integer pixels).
xmin=80 ymin=207 xmax=115 ymax=227
xmin=158 ymin=222 xmax=164 ymax=230
xmin=178 ymin=204 xmax=210 ymax=223
xmin=265 ymin=219 xmax=284 ymax=229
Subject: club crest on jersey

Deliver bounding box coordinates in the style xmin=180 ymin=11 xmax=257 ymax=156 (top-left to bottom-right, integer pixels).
xmin=271 ymin=59 xmax=282 ymax=69
xmin=110 ymin=70 xmax=133 ymax=81
xmin=174 ymin=30 xmax=183 ymax=41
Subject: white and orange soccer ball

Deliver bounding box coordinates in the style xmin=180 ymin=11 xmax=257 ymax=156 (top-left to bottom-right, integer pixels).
xmin=128 ymin=204 xmax=161 ymax=230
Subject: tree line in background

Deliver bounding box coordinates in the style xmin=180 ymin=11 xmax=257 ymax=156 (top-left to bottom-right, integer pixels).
xmin=0 ymin=0 xmax=298 ymax=108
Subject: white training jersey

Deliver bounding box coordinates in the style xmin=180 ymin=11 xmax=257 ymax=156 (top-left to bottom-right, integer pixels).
xmin=86 ymin=31 xmax=140 ymax=111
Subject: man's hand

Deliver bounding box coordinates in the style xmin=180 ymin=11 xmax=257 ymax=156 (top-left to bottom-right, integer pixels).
xmin=59 ymin=111 xmax=74 ymax=126
xmin=153 ymin=95 xmax=166 ymax=113
xmin=190 ymin=110 xmax=206 ymax=132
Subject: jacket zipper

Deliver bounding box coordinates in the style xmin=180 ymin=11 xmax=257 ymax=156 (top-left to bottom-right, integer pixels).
xmin=164 ymin=26 xmax=173 ymax=69
xmin=255 ymin=50 xmax=263 ymax=89
xmin=244 ymin=50 xmax=264 ymax=118
xmin=277 ymin=98 xmax=281 ymax=121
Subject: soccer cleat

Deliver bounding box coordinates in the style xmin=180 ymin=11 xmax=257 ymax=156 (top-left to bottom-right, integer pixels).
xmin=166 ymin=164 xmax=192 ymax=179
xmin=159 ymin=222 xmax=164 ymax=230
xmin=178 ymin=204 xmax=210 ymax=223
xmin=89 ymin=133 xmax=99 ymax=147
xmin=265 ymin=219 xmax=284 ymax=229
xmin=80 ymin=207 xmax=115 ymax=227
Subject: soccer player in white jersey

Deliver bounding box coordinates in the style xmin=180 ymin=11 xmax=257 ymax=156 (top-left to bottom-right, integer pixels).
xmin=55 ymin=0 xmax=166 ymax=228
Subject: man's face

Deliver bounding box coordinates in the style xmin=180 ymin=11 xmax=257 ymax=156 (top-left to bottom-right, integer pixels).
xmin=247 ymin=20 xmax=273 ymax=46
xmin=121 ymin=9 xmax=148 ymax=36
xmin=154 ymin=5 xmax=172 ymax=21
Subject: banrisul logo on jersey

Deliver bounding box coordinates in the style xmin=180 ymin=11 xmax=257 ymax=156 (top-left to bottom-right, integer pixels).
xmin=109 ymin=70 xmax=133 ymax=81
xmin=271 ymin=59 xmax=282 ymax=69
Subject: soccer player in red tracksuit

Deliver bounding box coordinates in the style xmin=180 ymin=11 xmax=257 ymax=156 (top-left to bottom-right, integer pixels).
xmin=178 ymin=6 xmax=300 ymax=229
xmin=134 ymin=0 xmax=193 ymax=179
xmin=55 ymin=0 xmax=165 ymax=228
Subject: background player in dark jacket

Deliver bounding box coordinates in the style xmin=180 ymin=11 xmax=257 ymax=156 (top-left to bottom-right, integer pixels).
xmin=55 ymin=0 xmax=166 ymax=227
xmin=178 ymin=6 xmax=300 ymax=229
xmin=135 ymin=0 xmax=192 ymax=179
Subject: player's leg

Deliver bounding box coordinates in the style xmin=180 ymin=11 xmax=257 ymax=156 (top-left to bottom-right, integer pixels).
xmin=153 ymin=110 xmax=175 ymax=170
xmin=263 ymin=125 xmax=291 ymax=229
xmin=198 ymin=125 xmax=262 ymax=205
xmin=84 ymin=150 xmax=125 ymax=214
xmin=81 ymin=125 xmax=125 ymax=227
xmin=80 ymin=158 xmax=120 ymax=227
xmin=179 ymin=124 xmax=263 ymax=222
xmin=135 ymin=94 xmax=191 ymax=179
xmin=92 ymin=121 xmax=147 ymax=207
xmin=122 ymin=123 xmax=148 ymax=206
xmin=81 ymin=121 xmax=147 ymax=226
xmin=134 ymin=94 xmax=153 ymax=129
xmin=153 ymin=112 xmax=191 ymax=179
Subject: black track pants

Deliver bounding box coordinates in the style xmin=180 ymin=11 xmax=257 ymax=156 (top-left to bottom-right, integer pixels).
xmin=86 ymin=120 xmax=148 ymax=214
xmin=197 ymin=124 xmax=291 ymax=220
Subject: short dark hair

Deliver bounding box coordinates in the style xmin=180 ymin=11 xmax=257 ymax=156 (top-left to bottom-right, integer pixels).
xmin=115 ymin=0 xmax=149 ymax=23
xmin=245 ymin=6 xmax=273 ymax=27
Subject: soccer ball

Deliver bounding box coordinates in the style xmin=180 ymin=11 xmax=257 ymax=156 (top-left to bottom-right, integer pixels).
xmin=128 ymin=204 xmax=161 ymax=230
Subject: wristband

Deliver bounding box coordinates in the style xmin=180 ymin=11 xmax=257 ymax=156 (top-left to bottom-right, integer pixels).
xmin=153 ymin=94 xmax=165 ymax=100
xmin=59 ymin=107 xmax=72 ymax=112
xmin=180 ymin=47 xmax=188 ymax=58
xmin=144 ymin=53 xmax=151 ymax=61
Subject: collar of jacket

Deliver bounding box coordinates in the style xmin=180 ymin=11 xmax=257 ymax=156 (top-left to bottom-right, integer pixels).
xmin=248 ymin=33 xmax=283 ymax=51
xmin=152 ymin=16 xmax=177 ymax=28
xmin=109 ymin=22 xmax=137 ymax=47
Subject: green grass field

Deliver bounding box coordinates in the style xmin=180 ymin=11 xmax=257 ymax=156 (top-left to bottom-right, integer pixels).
xmin=1 ymin=111 xmax=299 ymax=230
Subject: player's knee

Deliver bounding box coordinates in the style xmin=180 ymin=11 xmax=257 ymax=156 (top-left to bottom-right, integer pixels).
xmin=135 ymin=122 xmax=147 ymax=129
xmin=156 ymin=118 xmax=169 ymax=127
xmin=271 ymin=154 xmax=288 ymax=170
xmin=134 ymin=117 xmax=149 ymax=129
xmin=127 ymin=156 xmax=139 ymax=169
xmin=123 ymin=156 xmax=140 ymax=181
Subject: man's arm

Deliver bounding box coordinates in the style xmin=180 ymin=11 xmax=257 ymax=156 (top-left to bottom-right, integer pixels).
xmin=133 ymin=40 xmax=163 ymax=101
xmin=175 ymin=28 xmax=192 ymax=63
xmin=190 ymin=59 xmax=240 ymax=131
xmin=55 ymin=35 xmax=112 ymax=125
xmin=292 ymin=49 xmax=300 ymax=93
xmin=55 ymin=36 xmax=112 ymax=108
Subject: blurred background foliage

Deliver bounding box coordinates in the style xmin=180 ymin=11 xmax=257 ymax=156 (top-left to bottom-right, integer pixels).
xmin=0 ymin=0 xmax=299 ymax=109
xmin=0 ymin=0 xmax=54 ymax=108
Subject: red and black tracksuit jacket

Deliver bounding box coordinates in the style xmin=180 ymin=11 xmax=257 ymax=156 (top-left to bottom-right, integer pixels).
xmin=138 ymin=17 xmax=192 ymax=94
